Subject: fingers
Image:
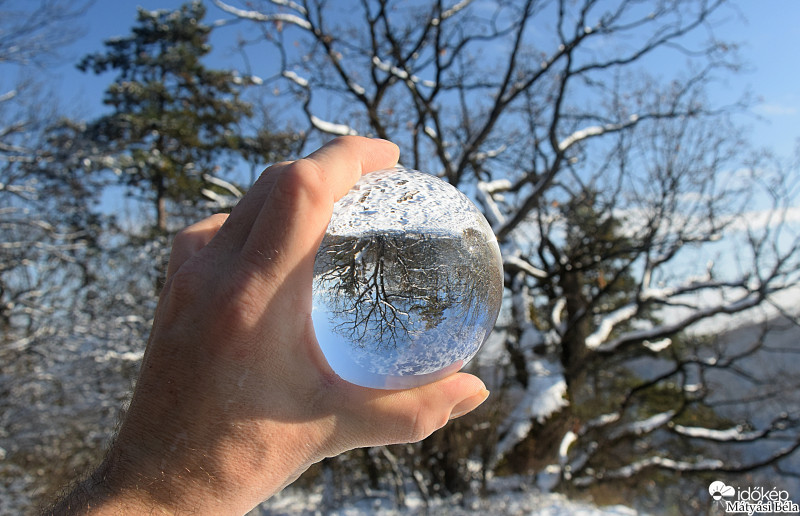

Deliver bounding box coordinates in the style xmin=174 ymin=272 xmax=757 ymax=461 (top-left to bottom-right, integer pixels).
xmin=204 ymin=161 xmax=292 ymax=253
xmin=166 ymin=213 xmax=229 ymax=279
xmin=240 ymin=137 xmax=399 ymax=273
xmin=302 ymin=136 xmax=401 ymax=201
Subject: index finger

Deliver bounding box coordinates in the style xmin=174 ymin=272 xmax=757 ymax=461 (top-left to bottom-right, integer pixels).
xmin=241 ymin=136 xmax=399 ymax=270
xmin=302 ymin=136 xmax=401 ymax=201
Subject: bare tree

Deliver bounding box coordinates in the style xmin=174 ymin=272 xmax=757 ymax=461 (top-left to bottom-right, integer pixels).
xmin=0 ymin=0 xmax=90 ymax=67
xmin=216 ymin=0 xmax=800 ymax=504
xmin=0 ymin=0 xmax=96 ymax=348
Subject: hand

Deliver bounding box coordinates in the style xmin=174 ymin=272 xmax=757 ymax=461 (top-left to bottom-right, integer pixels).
xmin=53 ymin=136 xmax=489 ymax=515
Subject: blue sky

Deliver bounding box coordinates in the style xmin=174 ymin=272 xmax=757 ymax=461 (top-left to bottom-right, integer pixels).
xmin=44 ymin=1 xmax=800 ymax=159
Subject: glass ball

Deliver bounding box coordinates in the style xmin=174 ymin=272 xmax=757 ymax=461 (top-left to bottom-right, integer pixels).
xmin=312 ymin=166 xmax=503 ymax=389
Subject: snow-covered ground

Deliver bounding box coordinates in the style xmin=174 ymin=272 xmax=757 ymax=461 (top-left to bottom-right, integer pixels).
xmin=254 ymin=476 xmax=639 ymax=515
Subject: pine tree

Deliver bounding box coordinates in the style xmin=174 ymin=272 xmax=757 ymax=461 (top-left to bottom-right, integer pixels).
xmin=78 ymin=1 xmax=294 ymax=234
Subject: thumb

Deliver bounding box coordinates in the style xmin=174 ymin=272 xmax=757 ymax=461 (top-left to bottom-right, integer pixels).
xmin=331 ymin=372 xmax=490 ymax=451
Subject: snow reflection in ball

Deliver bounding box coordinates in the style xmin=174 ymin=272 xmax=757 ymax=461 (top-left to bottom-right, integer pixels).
xmin=312 ymin=166 xmax=503 ymax=389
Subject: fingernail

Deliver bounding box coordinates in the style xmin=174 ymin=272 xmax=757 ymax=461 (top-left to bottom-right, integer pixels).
xmin=449 ymin=388 xmax=490 ymax=420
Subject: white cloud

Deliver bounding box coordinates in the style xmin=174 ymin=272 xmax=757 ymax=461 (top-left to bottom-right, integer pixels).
xmin=724 ymin=205 xmax=800 ymax=232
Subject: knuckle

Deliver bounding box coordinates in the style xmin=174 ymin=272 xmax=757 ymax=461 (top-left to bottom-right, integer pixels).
xmin=172 ymin=224 xmax=196 ymax=248
xmin=172 ymin=213 xmax=227 ymax=248
xmin=272 ymin=159 xmax=330 ymax=210
xmin=164 ymin=260 xmax=206 ymax=308
xmin=396 ymin=401 xmax=447 ymax=444
xmin=206 ymin=212 xmax=230 ymax=229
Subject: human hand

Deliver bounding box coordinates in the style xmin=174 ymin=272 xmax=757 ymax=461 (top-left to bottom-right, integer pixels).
xmin=56 ymin=136 xmax=489 ymax=515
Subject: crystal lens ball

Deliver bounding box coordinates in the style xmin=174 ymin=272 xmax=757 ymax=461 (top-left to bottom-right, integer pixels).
xmin=312 ymin=166 xmax=503 ymax=389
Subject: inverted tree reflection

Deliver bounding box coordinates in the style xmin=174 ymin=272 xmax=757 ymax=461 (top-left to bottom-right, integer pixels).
xmin=313 ymin=228 xmax=499 ymax=355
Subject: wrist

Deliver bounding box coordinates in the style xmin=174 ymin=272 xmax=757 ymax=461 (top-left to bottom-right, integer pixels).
xmin=90 ymin=416 xmax=321 ymax=515
xmin=46 ymin=457 xmax=137 ymax=515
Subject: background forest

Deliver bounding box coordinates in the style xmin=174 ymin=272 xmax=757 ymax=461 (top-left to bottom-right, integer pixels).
xmin=2 ymin=1 xmax=799 ymax=514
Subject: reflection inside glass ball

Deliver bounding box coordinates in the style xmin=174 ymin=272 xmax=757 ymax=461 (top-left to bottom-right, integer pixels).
xmin=312 ymin=166 xmax=503 ymax=389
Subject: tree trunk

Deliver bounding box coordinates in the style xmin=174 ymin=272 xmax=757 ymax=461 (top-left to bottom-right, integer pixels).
xmin=559 ymin=269 xmax=593 ymax=403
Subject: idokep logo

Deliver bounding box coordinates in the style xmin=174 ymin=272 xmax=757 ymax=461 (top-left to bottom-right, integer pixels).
xmin=709 ymin=481 xmax=735 ymax=501
xmin=710 ymin=481 xmax=800 ymax=514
